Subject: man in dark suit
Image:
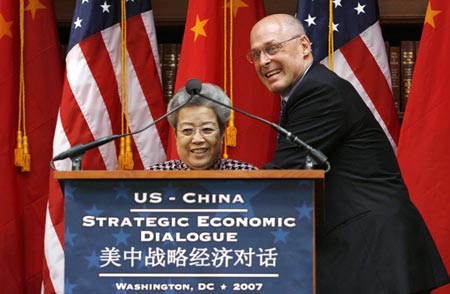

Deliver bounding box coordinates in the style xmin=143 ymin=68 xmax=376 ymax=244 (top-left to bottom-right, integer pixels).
xmin=248 ymin=13 xmax=449 ymax=293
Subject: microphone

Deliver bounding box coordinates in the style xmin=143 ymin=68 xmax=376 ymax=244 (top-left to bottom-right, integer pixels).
xmin=187 ymin=78 xmax=330 ymax=172
xmin=51 ymin=135 xmax=121 ymax=163
xmin=186 ymin=78 xmax=202 ymax=94
xmin=51 ymin=85 xmax=197 ymax=171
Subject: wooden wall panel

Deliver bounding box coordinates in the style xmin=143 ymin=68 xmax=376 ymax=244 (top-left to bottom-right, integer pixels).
xmin=378 ymin=0 xmax=427 ymax=22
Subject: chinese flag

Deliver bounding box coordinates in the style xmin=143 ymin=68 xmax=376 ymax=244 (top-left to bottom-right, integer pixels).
xmin=0 ymin=0 xmax=63 ymax=293
xmin=397 ymin=1 xmax=450 ymax=293
xmin=169 ymin=0 xmax=280 ymax=168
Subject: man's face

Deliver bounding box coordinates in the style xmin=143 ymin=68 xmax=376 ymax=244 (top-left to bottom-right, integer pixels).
xmin=250 ymin=19 xmax=309 ymax=96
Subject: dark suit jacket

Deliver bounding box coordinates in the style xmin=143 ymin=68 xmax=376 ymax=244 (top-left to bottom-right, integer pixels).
xmin=266 ymin=63 xmax=449 ymax=293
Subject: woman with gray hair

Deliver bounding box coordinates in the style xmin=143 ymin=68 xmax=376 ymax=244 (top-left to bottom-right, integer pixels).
xmin=147 ymin=83 xmax=257 ymax=170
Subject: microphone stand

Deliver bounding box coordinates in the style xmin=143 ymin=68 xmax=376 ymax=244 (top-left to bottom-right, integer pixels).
xmin=196 ymin=92 xmax=331 ymax=172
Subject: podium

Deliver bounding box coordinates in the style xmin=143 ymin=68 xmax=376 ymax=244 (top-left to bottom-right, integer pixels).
xmin=55 ymin=170 xmax=324 ymax=294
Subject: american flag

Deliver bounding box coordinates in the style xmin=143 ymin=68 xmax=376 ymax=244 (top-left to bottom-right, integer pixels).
xmin=42 ymin=0 xmax=168 ymax=292
xmin=297 ymin=0 xmax=400 ymax=150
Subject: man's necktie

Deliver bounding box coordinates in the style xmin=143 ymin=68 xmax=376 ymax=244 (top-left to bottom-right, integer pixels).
xmin=278 ymin=99 xmax=287 ymax=142
xmin=280 ymin=99 xmax=287 ymax=121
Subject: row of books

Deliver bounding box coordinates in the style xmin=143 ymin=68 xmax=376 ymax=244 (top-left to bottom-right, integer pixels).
xmin=158 ymin=43 xmax=181 ymax=103
xmin=387 ymin=40 xmax=419 ymax=114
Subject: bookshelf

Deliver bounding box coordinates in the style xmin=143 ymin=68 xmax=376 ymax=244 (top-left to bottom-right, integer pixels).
xmin=378 ymin=0 xmax=427 ymax=115
xmin=54 ymin=0 xmax=427 ymax=109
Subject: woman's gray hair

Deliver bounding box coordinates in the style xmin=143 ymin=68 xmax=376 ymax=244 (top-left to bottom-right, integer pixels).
xmin=167 ymin=83 xmax=231 ymax=133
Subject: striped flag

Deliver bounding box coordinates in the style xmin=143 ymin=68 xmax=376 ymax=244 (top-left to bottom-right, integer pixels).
xmin=42 ymin=1 xmax=168 ymax=292
xmin=296 ymin=0 xmax=400 ymax=149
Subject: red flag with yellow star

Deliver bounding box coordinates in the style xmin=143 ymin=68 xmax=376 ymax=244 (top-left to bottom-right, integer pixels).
xmin=169 ymin=0 xmax=280 ymax=167
xmin=0 ymin=0 xmax=63 ymax=292
xmin=397 ymin=1 xmax=450 ymax=292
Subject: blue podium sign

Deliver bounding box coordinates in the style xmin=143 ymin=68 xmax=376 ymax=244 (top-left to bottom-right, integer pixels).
xmin=61 ymin=171 xmax=321 ymax=294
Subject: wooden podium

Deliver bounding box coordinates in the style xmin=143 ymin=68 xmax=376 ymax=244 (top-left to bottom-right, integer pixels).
xmin=55 ymin=170 xmax=324 ymax=294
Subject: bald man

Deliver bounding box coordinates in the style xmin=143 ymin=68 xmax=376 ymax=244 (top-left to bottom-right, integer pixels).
xmin=248 ymin=14 xmax=449 ymax=294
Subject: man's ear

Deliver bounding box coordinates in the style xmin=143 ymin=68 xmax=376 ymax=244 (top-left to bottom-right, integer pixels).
xmin=300 ymin=35 xmax=312 ymax=55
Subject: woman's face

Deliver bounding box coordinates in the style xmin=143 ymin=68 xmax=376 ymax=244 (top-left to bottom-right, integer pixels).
xmin=175 ymin=105 xmax=223 ymax=170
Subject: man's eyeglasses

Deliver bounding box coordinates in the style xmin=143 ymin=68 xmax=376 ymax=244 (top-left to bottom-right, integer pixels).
xmin=246 ymin=35 xmax=301 ymax=64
